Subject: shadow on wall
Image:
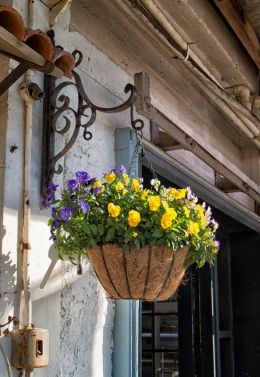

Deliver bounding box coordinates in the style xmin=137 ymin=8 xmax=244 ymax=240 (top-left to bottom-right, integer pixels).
xmin=32 ymin=252 xmax=114 ymax=377
xmin=0 ymin=225 xmax=17 ymax=318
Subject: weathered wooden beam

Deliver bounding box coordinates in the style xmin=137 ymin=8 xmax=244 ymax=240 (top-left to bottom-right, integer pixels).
xmin=157 ymin=130 xmax=183 ymax=151
xmin=213 ymin=0 xmax=260 ymax=69
xmin=134 ymin=72 xmax=260 ymax=204
xmin=150 ymin=122 xmax=183 ymax=151
xmin=215 ymin=172 xmax=239 ymax=192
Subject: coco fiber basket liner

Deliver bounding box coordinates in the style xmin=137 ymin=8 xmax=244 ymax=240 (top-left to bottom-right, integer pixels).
xmin=88 ymin=243 xmax=189 ymax=301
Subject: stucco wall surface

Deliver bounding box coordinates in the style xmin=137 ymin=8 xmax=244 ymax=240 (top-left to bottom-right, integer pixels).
xmin=0 ymin=2 xmax=137 ymax=376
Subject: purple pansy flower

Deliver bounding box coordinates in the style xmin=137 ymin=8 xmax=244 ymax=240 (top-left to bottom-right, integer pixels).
xmin=211 ymin=219 xmax=219 ymax=230
xmin=120 ymin=165 xmax=127 ymax=174
xmin=67 ymin=179 xmax=78 ymax=192
xmin=50 ymin=224 xmax=57 ymax=242
xmin=51 ymin=208 xmax=57 ymax=219
xmin=78 ymin=199 xmax=90 ymax=215
xmin=53 ymin=218 xmax=60 ymax=228
xmin=76 ymin=171 xmax=92 ymax=184
xmin=93 ymin=186 xmax=102 ymax=195
xmin=214 ymin=240 xmax=220 ymax=251
xmin=49 ymin=232 xmax=56 ymax=242
xmin=44 ymin=196 xmax=52 ymax=208
xmin=44 ymin=182 xmax=59 ymax=208
xmin=60 ymin=206 xmax=73 ymax=222
xmin=111 ymin=168 xmax=118 ymax=176
xmin=47 ymin=182 xmax=58 ymax=194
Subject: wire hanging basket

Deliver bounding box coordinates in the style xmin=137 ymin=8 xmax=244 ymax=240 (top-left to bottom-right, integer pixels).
xmin=88 ymin=243 xmax=189 ymax=301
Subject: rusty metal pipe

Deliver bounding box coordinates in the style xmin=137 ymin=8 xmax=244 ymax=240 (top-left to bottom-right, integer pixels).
xmin=21 ymin=2 xmax=35 ymax=377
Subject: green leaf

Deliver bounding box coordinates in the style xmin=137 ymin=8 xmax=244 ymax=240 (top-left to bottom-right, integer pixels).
xmin=82 ymin=223 xmax=91 ymax=235
xmin=105 ymin=227 xmax=115 ymax=242
xmin=157 ymin=237 xmax=165 ymax=245
xmin=133 ymin=238 xmax=141 ymax=249
xmin=107 ymin=217 xmax=114 ymax=226
xmin=90 ymin=224 xmax=98 ymax=236
xmin=152 ymin=229 xmax=164 ymax=238
xmin=198 ymin=258 xmax=205 ymax=268
xmin=90 ymin=238 xmax=97 ymax=248
xmin=97 ymin=223 xmax=105 ymax=236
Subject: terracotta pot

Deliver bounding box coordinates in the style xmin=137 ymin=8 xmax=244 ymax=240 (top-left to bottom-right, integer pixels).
xmin=88 ymin=243 xmax=189 ymax=301
xmin=0 ymin=6 xmax=25 ymax=40
xmin=53 ymin=48 xmax=75 ymax=78
xmin=24 ymin=30 xmax=54 ymax=61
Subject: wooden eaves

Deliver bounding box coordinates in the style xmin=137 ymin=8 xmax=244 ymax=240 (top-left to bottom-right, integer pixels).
xmin=135 ymin=72 xmax=260 ymax=213
xmin=213 ymin=0 xmax=260 ymax=69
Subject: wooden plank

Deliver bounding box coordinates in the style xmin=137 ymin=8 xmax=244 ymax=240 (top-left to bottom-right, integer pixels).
xmin=215 ymin=172 xmax=239 ymax=193
xmin=148 ymin=105 xmax=260 ymax=202
xmin=158 ymin=131 xmax=183 ymax=151
xmin=213 ymin=0 xmax=260 ymax=69
xmin=0 ymin=26 xmax=63 ymax=78
xmin=151 ymin=123 xmax=183 ymax=151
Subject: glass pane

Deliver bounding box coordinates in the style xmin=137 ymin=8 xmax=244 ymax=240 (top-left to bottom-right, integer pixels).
xmin=142 ymin=301 xmax=153 ymax=313
xmin=154 ymin=315 xmax=178 ymax=350
xmin=155 ymin=351 xmax=179 ymax=377
xmin=142 ymin=316 xmax=153 ymax=349
xmin=154 ymin=301 xmax=178 ymax=314
xmin=142 ymin=351 xmax=153 ymax=377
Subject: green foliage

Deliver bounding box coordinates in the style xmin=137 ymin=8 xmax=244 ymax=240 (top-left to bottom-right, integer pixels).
xmin=48 ymin=169 xmax=219 ymax=267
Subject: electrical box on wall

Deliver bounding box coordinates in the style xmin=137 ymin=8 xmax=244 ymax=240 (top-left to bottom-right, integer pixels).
xmin=11 ymin=328 xmax=49 ymax=369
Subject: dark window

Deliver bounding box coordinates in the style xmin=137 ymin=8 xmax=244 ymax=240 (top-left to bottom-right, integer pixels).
xmin=142 ymin=300 xmax=179 ymax=377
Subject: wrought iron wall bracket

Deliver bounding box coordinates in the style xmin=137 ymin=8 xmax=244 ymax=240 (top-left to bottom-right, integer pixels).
xmin=41 ymin=50 xmax=144 ymax=199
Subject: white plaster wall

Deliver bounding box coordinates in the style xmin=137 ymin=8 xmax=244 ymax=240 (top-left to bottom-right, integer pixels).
xmin=0 ymin=2 xmax=130 ymax=377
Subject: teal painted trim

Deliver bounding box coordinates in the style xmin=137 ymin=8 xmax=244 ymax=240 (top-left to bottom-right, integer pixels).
xmin=115 ymin=128 xmax=139 ymax=177
xmin=113 ymin=128 xmax=140 ymax=377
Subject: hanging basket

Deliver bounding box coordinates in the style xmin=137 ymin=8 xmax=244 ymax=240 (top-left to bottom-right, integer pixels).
xmin=87 ymin=243 xmax=189 ymax=301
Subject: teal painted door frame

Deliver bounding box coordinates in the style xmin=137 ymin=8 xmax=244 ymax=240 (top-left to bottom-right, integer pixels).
xmin=113 ymin=128 xmax=140 ymax=377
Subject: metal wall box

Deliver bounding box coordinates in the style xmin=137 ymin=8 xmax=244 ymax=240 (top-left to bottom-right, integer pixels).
xmin=11 ymin=328 xmax=49 ymax=369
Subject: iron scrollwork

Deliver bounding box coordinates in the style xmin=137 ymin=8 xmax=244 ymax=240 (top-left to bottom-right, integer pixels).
xmin=41 ymin=49 xmax=144 ymax=198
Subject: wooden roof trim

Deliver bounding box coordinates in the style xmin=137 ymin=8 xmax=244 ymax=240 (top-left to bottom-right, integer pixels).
xmin=213 ymin=0 xmax=260 ymax=69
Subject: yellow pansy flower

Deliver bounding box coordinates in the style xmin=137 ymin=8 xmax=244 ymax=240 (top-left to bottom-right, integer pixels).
xmin=115 ymin=182 xmax=124 ymax=192
xmin=104 ymin=172 xmax=116 ymax=184
xmin=187 ymin=221 xmax=200 ymax=235
xmin=148 ymin=196 xmax=161 ymax=211
xmin=141 ymin=190 xmax=149 ymax=200
xmin=93 ymin=180 xmax=104 ymax=192
xmin=128 ymin=210 xmax=141 ymax=227
xmin=162 ymin=200 xmax=169 ymax=209
xmin=132 ymin=232 xmax=138 ymax=238
xmin=170 ymin=188 xmax=186 ymax=200
xmin=123 ymin=173 xmax=130 ymax=186
xmin=131 ymin=178 xmax=141 ymax=192
xmin=196 ymin=204 xmax=206 ymax=226
xmin=166 ymin=207 xmax=177 ymax=220
xmin=161 ymin=213 xmax=172 ymax=229
xmin=107 ymin=203 xmax=121 ymax=217
xmin=184 ymin=207 xmax=190 ymax=218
